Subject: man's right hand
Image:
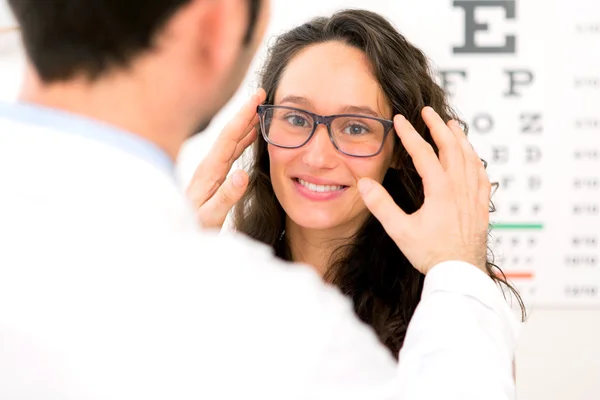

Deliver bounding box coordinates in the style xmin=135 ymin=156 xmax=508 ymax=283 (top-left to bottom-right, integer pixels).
xmin=186 ymin=88 xmax=266 ymax=229
xmin=358 ymin=107 xmax=490 ymax=275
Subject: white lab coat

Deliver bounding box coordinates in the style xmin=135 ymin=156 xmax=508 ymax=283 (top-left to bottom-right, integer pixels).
xmin=0 ymin=107 xmax=520 ymax=400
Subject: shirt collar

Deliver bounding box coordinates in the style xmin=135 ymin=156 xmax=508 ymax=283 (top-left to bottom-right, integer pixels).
xmin=0 ymin=101 xmax=175 ymax=177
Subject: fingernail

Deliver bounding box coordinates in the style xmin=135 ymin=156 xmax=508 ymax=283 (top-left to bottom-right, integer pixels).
xmin=232 ymin=171 xmax=245 ymax=188
xmin=358 ymin=179 xmax=373 ymax=196
xmin=449 ymin=119 xmax=459 ymax=127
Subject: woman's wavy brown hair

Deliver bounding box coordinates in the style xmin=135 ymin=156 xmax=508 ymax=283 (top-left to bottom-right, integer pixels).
xmin=234 ymin=9 xmax=525 ymax=358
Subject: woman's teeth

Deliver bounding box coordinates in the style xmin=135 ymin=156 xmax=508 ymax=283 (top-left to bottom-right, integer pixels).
xmin=297 ymin=178 xmax=344 ymax=193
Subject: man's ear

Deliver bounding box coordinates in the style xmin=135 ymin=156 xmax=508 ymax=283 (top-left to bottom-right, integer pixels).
xmin=186 ymin=0 xmax=246 ymax=76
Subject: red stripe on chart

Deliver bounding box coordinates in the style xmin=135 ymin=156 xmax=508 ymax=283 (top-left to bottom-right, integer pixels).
xmin=498 ymin=271 xmax=534 ymax=280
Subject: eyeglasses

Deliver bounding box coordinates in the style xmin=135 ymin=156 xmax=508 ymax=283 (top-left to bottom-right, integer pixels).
xmin=257 ymin=105 xmax=394 ymax=157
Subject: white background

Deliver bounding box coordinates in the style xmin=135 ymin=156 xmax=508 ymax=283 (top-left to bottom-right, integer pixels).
xmin=1 ymin=0 xmax=600 ymax=398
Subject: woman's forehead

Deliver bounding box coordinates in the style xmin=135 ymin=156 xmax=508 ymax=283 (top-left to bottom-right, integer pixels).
xmin=275 ymin=42 xmax=392 ymax=117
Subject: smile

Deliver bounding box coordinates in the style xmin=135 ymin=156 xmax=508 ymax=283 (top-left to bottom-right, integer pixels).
xmin=296 ymin=178 xmax=345 ymax=193
xmin=292 ymin=177 xmax=349 ymax=202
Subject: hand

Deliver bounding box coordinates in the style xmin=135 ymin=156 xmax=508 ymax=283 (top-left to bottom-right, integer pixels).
xmin=186 ymin=88 xmax=267 ymax=229
xmin=358 ymin=107 xmax=490 ymax=274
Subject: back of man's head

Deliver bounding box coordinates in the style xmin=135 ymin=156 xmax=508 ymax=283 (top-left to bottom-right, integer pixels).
xmin=8 ymin=0 xmax=262 ymax=83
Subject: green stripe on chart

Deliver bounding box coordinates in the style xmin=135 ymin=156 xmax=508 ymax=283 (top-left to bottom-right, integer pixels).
xmin=491 ymin=223 xmax=544 ymax=230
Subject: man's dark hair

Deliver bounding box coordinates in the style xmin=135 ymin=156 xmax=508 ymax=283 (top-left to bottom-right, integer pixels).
xmin=8 ymin=0 xmax=261 ymax=83
xmin=244 ymin=0 xmax=261 ymax=44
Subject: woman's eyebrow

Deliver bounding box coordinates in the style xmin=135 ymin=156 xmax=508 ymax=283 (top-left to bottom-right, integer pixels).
xmin=279 ymin=95 xmax=312 ymax=107
xmin=279 ymin=96 xmax=382 ymax=118
xmin=340 ymin=105 xmax=381 ymax=118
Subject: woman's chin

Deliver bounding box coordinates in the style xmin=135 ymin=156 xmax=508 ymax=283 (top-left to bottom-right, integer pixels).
xmin=286 ymin=207 xmax=342 ymax=231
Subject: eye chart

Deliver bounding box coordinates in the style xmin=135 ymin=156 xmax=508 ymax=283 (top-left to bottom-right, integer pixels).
xmin=420 ymin=0 xmax=600 ymax=308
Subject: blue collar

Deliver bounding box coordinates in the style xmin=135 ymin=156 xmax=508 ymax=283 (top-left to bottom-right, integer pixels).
xmin=0 ymin=101 xmax=175 ymax=177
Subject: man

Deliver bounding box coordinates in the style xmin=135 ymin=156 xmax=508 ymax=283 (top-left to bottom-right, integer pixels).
xmin=0 ymin=1 xmax=518 ymax=399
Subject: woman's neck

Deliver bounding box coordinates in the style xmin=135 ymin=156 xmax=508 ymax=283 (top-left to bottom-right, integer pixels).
xmin=285 ymin=216 xmax=363 ymax=278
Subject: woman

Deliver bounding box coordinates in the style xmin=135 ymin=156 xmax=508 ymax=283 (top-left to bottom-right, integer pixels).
xmin=196 ymin=9 xmax=525 ymax=358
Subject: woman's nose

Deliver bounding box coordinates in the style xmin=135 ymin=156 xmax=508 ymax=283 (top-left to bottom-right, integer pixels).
xmin=301 ymin=124 xmax=338 ymax=169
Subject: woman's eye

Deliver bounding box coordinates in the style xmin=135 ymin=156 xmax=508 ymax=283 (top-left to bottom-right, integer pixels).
xmin=344 ymin=124 xmax=368 ymax=135
xmin=285 ymin=115 xmax=308 ymax=127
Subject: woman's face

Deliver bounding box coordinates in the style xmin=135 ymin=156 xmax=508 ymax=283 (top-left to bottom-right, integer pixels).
xmin=268 ymin=41 xmax=396 ymax=232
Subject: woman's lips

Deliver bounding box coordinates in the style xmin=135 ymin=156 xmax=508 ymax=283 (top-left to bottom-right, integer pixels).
xmin=292 ymin=177 xmax=348 ymax=201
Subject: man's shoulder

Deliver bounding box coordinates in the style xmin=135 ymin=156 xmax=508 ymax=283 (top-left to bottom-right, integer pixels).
xmin=188 ymin=229 xmax=311 ymax=280
xmin=179 ymin=229 xmax=351 ymax=314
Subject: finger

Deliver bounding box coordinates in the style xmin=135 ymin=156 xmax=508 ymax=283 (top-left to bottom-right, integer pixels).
xmin=447 ymin=120 xmax=479 ymax=165
xmin=232 ymin=125 xmax=258 ymax=162
xmin=223 ymin=88 xmax=265 ymax=142
xmin=447 ymin=120 xmax=478 ymax=195
xmin=212 ymin=89 xmax=266 ymax=163
xmin=394 ymin=114 xmax=445 ymax=194
xmin=187 ymin=91 xmax=263 ymax=206
xmin=205 ymin=90 xmax=263 ymax=179
xmin=192 ymin=121 xmax=257 ymax=205
xmin=358 ymin=177 xmax=409 ymax=240
xmin=478 ymin=163 xmax=492 ymax=213
xmin=196 ymin=170 xmax=249 ymax=229
xmin=422 ymin=107 xmax=463 ymax=172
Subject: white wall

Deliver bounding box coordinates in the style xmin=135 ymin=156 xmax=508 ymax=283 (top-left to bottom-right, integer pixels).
xmin=1 ymin=0 xmax=600 ymax=398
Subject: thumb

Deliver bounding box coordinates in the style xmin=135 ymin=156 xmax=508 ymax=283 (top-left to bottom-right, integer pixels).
xmin=197 ymin=170 xmax=248 ymax=229
xmin=358 ymin=177 xmax=409 ymax=240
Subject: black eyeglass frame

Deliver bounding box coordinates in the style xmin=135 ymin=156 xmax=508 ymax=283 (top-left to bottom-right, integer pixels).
xmin=256 ymin=104 xmax=395 ymax=158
